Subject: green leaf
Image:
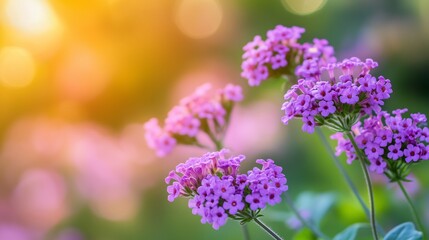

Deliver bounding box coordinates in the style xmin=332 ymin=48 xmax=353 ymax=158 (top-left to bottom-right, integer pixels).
xmin=384 ymin=222 xmax=423 ymax=240
xmin=295 ymin=192 xmax=336 ymax=227
xmin=333 ymin=223 xmax=368 ymax=240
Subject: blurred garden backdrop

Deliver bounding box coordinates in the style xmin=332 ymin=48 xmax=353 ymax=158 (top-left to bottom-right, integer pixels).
xmin=0 ymin=0 xmax=429 ymax=239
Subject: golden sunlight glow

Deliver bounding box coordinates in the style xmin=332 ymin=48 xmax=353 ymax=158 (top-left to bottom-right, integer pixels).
xmin=175 ymin=0 xmax=223 ymax=39
xmin=0 ymin=46 xmax=35 ymax=88
xmin=4 ymin=0 xmax=62 ymax=35
xmin=3 ymin=0 xmax=64 ymax=57
xmin=282 ymin=0 xmax=326 ymax=15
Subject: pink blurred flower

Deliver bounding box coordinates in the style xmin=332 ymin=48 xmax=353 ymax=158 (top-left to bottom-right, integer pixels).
xmin=224 ymin=100 xmax=283 ymax=155
xmin=68 ymin=126 xmax=139 ymax=221
xmin=0 ymin=223 xmax=38 ymax=240
xmin=12 ymin=169 xmax=69 ymax=231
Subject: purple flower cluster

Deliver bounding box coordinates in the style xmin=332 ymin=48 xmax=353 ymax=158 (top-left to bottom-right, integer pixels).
xmin=165 ymin=149 xmax=288 ymax=229
xmin=295 ymin=39 xmax=336 ymax=79
xmin=144 ymin=84 xmax=243 ymax=157
xmin=332 ymin=109 xmax=429 ymax=176
xmin=282 ymin=57 xmax=392 ymax=133
xmin=241 ymin=25 xmax=336 ymax=86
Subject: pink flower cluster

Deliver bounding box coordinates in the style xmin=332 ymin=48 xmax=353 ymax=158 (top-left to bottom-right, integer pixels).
xmin=282 ymin=58 xmax=392 ymax=133
xmin=241 ymin=25 xmax=336 ymax=86
xmin=332 ymin=109 xmax=429 ymax=176
xmin=144 ymin=84 xmax=243 ymax=157
xmin=165 ymin=149 xmax=288 ymax=229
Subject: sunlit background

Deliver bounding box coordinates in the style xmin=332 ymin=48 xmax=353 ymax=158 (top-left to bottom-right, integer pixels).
xmin=0 ymin=0 xmax=429 ymax=239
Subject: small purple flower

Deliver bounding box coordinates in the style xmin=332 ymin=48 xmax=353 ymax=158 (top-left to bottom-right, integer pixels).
xmin=365 ymin=143 xmax=384 ymax=160
xmin=189 ymin=195 xmax=205 ymax=215
xmin=223 ymin=194 xmax=245 ymax=214
xmin=358 ymin=74 xmax=376 ymax=92
xmin=369 ymin=158 xmax=387 ymax=174
xmin=404 ymin=144 xmax=421 ymax=163
xmin=266 ymin=188 xmax=282 ymax=205
xmin=302 ymin=116 xmax=316 ymax=133
xmin=211 ymin=207 xmax=228 ymax=230
xmin=295 ymin=94 xmax=312 ymax=112
xmin=374 ymin=129 xmax=393 ymax=147
xmin=387 ymin=144 xmax=403 ymax=160
xmin=215 ymin=180 xmax=235 ymax=199
xmin=318 ymin=100 xmax=336 ymax=117
xmin=167 ymin=182 xmax=181 ymax=202
xmin=339 ymin=87 xmax=359 ymax=104
xmin=246 ymin=193 xmax=266 ymax=211
xmin=271 ymin=54 xmax=288 ymax=70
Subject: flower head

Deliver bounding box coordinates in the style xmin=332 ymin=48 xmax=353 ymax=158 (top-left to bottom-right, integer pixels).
xmin=166 ymin=149 xmax=288 ymax=229
xmin=332 ymin=109 xmax=429 ymax=180
xmin=144 ymin=84 xmax=243 ymax=157
xmin=282 ymin=57 xmax=392 ymax=133
xmin=241 ymin=26 xmax=336 ymax=86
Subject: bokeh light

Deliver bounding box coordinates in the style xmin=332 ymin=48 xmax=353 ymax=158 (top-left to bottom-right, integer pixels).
xmin=0 ymin=46 xmax=35 ymax=87
xmin=3 ymin=0 xmax=64 ymax=57
xmin=174 ymin=0 xmax=223 ymax=39
xmin=282 ymin=0 xmax=326 ymax=15
xmin=4 ymin=0 xmax=60 ymax=35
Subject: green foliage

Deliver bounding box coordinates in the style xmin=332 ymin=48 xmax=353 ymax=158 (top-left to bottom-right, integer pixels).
xmin=333 ymin=223 xmax=368 ymax=240
xmin=293 ymin=228 xmax=317 ymax=240
xmin=384 ymin=222 xmax=423 ymax=240
xmin=294 ymin=192 xmax=336 ymax=227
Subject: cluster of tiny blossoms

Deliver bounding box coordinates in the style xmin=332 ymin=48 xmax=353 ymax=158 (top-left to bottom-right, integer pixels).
xmin=282 ymin=57 xmax=392 ymax=133
xmin=241 ymin=25 xmax=335 ymax=86
xmin=144 ymin=84 xmax=243 ymax=157
xmin=165 ymin=149 xmax=288 ymax=229
xmin=331 ymin=109 xmax=429 ymax=178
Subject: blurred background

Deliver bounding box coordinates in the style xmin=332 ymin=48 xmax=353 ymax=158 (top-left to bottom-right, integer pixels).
xmin=0 ymin=0 xmax=429 ymax=239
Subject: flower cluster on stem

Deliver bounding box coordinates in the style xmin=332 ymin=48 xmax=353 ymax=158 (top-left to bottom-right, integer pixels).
xmin=282 ymin=57 xmax=392 ymax=134
xmin=144 ymin=84 xmax=243 ymax=156
xmin=241 ymin=25 xmax=335 ymax=86
xmin=165 ymin=149 xmax=288 ymax=229
xmin=332 ymin=109 xmax=429 ymax=180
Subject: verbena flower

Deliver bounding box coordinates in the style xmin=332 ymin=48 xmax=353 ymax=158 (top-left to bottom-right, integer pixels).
xmin=241 ymin=25 xmax=335 ymax=86
xmin=282 ymin=57 xmax=392 ymax=133
xmin=332 ymin=109 xmax=429 ymax=180
xmin=144 ymin=84 xmax=243 ymax=157
xmin=165 ymin=149 xmax=288 ymax=229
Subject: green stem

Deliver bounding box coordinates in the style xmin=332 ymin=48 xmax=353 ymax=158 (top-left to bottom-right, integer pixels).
xmin=253 ymin=218 xmax=283 ymax=240
xmin=397 ymin=180 xmax=427 ymax=238
xmin=241 ymin=224 xmax=251 ymax=240
xmin=205 ymin=129 xmax=223 ymax=151
xmin=316 ymin=128 xmax=385 ymax=236
xmin=284 ymin=193 xmax=330 ymax=240
xmin=346 ymin=132 xmax=379 ymax=240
